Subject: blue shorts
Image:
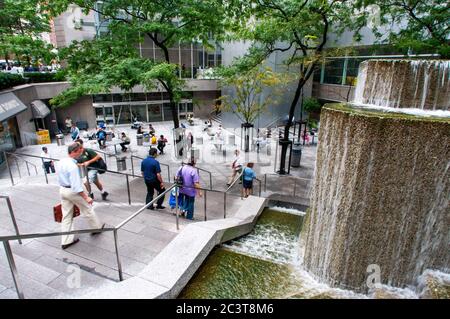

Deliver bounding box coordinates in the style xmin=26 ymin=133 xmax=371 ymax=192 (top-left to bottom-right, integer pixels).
xmin=243 ymin=180 xmax=253 ymax=189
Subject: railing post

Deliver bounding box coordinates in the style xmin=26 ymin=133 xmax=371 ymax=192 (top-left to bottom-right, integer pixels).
xmin=223 ymin=192 xmax=227 ymax=219
xmin=126 ymin=174 xmax=131 ymax=205
xmin=25 ymin=161 xmax=30 ymax=176
xmin=41 ymin=158 xmax=48 ymax=184
xmin=113 ymin=230 xmax=123 ymax=281
xmin=5 ymin=152 xmax=14 ymax=186
xmin=264 ymin=174 xmax=267 ymax=192
xmin=34 ymin=165 xmax=38 ymax=175
xmin=259 ymin=180 xmax=262 ymax=197
xmin=3 ymin=241 xmax=24 ymax=299
xmin=15 ymin=158 xmax=21 ymax=179
xmin=204 ymin=191 xmax=207 ymax=221
xmin=175 ymin=186 xmax=179 ymax=230
xmin=6 ymin=197 xmax=22 ymax=245
xmin=167 ymin=165 xmax=171 ymax=183
xmin=131 ymin=156 xmax=135 ymax=176
xmin=293 ymin=178 xmax=297 ymax=197
xmin=209 ymin=172 xmax=212 ymax=190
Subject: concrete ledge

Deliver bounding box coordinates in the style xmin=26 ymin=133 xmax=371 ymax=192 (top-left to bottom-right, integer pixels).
xmin=82 ymin=196 xmax=267 ymax=299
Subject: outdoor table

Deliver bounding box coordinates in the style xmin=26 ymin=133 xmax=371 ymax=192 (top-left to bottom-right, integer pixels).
xmin=105 ymin=139 xmax=123 ymax=155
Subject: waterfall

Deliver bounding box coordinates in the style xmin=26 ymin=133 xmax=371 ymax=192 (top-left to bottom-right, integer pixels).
xmin=353 ymin=60 xmax=450 ymax=110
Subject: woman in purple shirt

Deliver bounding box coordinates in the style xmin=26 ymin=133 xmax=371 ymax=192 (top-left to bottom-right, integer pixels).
xmin=176 ymin=159 xmax=202 ymax=220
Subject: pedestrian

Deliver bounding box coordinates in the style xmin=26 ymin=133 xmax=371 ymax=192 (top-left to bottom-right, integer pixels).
xmin=157 ymin=135 xmax=168 ymax=154
xmin=227 ymin=149 xmax=243 ymax=186
xmin=242 ymin=162 xmax=256 ymax=198
xmin=64 ymin=117 xmax=72 ymax=134
xmin=176 ymin=159 xmax=202 ymax=220
xmin=150 ymin=133 xmax=157 ymax=146
xmin=141 ymin=148 xmax=166 ymax=210
xmin=148 ymin=124 xmax=155 ymax=135
xmin=96 ymin=126 xmax=106 ymax=148
xmin=187 ymin=132 xmax=193 ymax=151
xmin=75 ymin=139 xmax=109 ymax=200
xmin=57 ymin=142 xmax=104 ymax=249
xmin=120 ymin=132 xmax=131 ymax=152
xmin=70 ymin=123 xmax=80 ymax=141
xmin=40 ymin=146 xmax=55 ymax=174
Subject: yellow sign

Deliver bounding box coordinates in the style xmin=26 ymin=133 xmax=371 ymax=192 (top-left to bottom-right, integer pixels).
xmin=36 ymin=129 xmax=50 ymax=145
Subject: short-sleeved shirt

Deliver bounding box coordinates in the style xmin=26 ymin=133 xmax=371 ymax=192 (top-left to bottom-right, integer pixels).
xmin=76 ymin=148 xmax=98 ymax=164
xmin=178 ymin=165 xmax=200 ymax=197
xmin=243 ymin=167 xmax=256 ymax=181
xmin=141 ymin=156 xmax=161 ymax=182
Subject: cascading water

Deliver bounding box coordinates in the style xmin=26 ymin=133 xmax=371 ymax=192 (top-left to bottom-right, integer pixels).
xmin=304 ymin=59 xmax=450 ymax=293
xmin=353 ymin=60 xmax=450 ymax=110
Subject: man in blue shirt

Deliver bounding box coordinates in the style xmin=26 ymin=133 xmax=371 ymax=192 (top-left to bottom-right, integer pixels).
xmin=141 ymin=148 xmax=166 ymax=210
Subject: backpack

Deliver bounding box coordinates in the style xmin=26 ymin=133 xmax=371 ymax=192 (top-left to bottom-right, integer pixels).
xmin=175 ymin=167 xmax=184 ymax=186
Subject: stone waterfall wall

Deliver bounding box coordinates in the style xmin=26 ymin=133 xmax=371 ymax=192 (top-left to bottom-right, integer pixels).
xmin=354 ymin=60 xmax=450 ymax=110
xmin=304 ymin=104 xmax=450 ymax=291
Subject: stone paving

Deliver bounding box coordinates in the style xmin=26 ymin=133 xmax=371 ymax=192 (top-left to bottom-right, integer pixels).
xmin=0 ymin=117 xmax=317 ymax=298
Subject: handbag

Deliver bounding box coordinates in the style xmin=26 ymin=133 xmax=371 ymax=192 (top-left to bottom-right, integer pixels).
xmin=89 ymin=157 xmax=107 ymax=174
xmin=54 ymin=203 xmax=80 ymax=223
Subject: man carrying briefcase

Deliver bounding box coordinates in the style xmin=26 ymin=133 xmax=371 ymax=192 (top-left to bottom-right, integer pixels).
xmin=56 ymin=142 xmax=105 ymax=249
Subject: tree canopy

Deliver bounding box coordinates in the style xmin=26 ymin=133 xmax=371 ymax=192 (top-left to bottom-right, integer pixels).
xmin=0 ymin=0 xmax=56 ymax=65
xmin=357 ymin=0 xmax=450 ymax=58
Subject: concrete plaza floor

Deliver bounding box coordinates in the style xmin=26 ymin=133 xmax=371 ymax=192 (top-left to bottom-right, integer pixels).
xmin=0 ymin=117 xmax=317 ymax=298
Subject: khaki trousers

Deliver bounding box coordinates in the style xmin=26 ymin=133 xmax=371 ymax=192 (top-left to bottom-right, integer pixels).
xmin=59 ymin=187 xmax=103 ymax=245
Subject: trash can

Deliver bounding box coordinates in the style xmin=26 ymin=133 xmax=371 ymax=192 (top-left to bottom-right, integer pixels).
xmin=143 ymin=133 xmax=150 ymax=143
xmin=116 ymin=156 xmax=127 ymax=171
xmin=291 ymin=143 xmax=302 ymax=167
xmin=195 ymin=136 xmax=203 ymax=145
xmin=228 ymin=134 xmax=235 ymax=145
xmin=136 ymin=134 xmax=143 ymax=146
xmin=106 ymin=131 xmax=113 ymax=141
xmin=56 ymin=134 xmax=65 ymax=146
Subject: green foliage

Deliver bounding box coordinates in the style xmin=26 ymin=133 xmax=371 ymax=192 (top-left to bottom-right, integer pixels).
xmin=355 ymin=0 xmax=450 ymax=58
xmin=218 ymin=66 xmax=288 ymax=124
xmin=0 ymin=0 xmax=56 ymax=64
xmin=303 ymin=98 xmax=321 ymax=113
xmin=24 ymin=71 xmax=66 ymax=83
xmin=0 ymin=73 xmax=27 ymax=90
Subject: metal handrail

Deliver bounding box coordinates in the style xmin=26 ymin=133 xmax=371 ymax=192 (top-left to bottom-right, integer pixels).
xmin=0 ymin=195 xmax=22 ymax=245
xmin=181 ymin=162 xmax=213 ymax=190
xmin=6 ymin=153 xmax=38 ymax=180
xmin=130 ymin=155 xmax=171 ymax=183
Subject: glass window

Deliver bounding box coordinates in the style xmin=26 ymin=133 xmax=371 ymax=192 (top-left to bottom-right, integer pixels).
xmin=131 ymin=105 xmax=147 ymax=122
xmin=323 ymin=59 xmax=345 ymax=85
xmin=148 ymin=104 xmax=162 ymax=122
xmin=95 ymin=107 xmax=104 ymax=119
xmin=163 ymin=103 xmax=174 ymax=121
xmin=93 ymin=94 xmax=112 ymax=103
xmin=114 ymin=105 xmax=132 ymax=124
xmin=112 ymin=94 xmax=123 ymax=102
xmin=147 ymin=92 xmax=162 ymax=101
xmin=187 ymin=103 xmax=193 ymax=113
xmin=129 ymin=93 xmax=147 ymax=102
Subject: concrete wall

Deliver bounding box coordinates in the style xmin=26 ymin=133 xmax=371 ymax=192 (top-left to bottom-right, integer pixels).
xmin=55 ymin=96 xmax=96 ymax=129
xmin=312 ymin=82 xmax=355 ymax=103
xmin=193 ymin=91 xmax=220 ymax=118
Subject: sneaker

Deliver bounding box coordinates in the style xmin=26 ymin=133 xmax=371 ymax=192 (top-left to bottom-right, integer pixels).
xmin=101 ymin=192 xmax=109 ymax=200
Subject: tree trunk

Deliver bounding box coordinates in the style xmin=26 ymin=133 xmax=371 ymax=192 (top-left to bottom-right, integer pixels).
xmin=278 ymin=78 xmax=304 ymax=174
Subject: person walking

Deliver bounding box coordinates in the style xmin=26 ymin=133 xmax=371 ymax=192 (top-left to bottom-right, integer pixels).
xmin=120 ymin=132 xmax=131 ymax=152
xmin=157 ymin=135 xmax=168 ymax=154
xmin=70 ymin=123 xmax=80 ymax=141
xmin=242 ymin=162 xmax=256 ymax=198
xmin=40 ymin=146 xmax=55 ymax=174
xmin=141 ymin=148 xmax=166 ymax=210
xmin=57 ymin=143 xmax=104 ymax=249
xmin=75 ymin=139 xmax=109 ymax=200
xmin=176 ymin=159 xmax=202 ymax=220
xmin=227 ymin=149 xmax=243 ymax=186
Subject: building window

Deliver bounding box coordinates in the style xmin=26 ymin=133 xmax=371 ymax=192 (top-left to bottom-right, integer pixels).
xmin=323 ymin=59 xmax=345 ymax=85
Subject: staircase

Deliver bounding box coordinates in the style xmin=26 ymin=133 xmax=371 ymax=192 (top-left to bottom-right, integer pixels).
xmin=210 ymin=111 xmax=222 ymax=126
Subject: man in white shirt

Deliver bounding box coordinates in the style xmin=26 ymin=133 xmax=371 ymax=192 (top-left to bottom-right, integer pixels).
xmin=57 ymin=143 xmax=104 ymax=249
xmin=40 ymin=147 xmax=55 ymax=174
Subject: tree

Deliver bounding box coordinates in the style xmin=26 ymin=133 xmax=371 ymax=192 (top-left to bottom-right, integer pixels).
xmin=49 ymin=0 xmax=242 ymax=129
xmin=0 ymin=0 xmax=56 ymax=65
xmin=218 ymin=66 xmax=287 ymax=152
xmin=229 ymin=0 xmax=366 ymax=174
xmin=357 ymin=0 xmax=450 ymax=58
